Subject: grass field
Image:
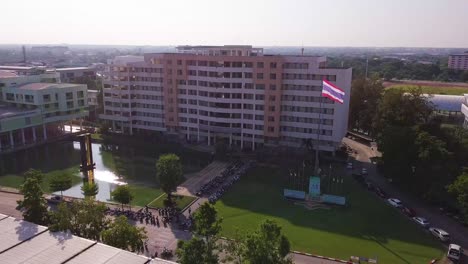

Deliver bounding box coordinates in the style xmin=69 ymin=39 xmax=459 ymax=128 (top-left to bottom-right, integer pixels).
xmin=127 ymin=184 xmax=164 ymax=207
xmin=148 ymin=193 xmax=196 ymax=210
xmin=215 ymin=166 xmax=444 ymax=264
xmin=0 ymin=167 xmax=82 ymax=193
xmin=387 ymin=84 xmax=468 ymax=95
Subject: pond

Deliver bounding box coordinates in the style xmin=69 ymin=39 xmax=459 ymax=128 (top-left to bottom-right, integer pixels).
xmin=0 ymin=139 xmax=211 ymax=202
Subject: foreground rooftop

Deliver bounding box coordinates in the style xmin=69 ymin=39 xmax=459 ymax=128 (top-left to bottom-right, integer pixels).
xmin=0 ymin=213 xmax=176 ymax=264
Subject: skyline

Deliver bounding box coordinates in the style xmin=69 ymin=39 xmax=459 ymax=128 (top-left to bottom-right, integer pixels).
xmin=1 ymin=0 xmax=468 ymax=48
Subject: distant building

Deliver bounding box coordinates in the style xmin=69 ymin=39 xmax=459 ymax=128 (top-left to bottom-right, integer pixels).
xmin=87 ymin=89 xmax=100 ymax=121
xmin=100 ymin=45 xmax=352 ymax=152
xmin=55 ymin=67 xmax=96 ymax=82
xmin=0 ymin=69 xmax=88 ymax=152
xmin=448 ymin=52 xmax=468 ymax=70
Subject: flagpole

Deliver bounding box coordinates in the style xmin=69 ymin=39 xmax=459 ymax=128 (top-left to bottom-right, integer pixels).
xmin=314 ymin=91 xmax=323 ymax=176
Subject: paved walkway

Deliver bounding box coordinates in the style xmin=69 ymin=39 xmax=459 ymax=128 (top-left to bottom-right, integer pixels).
xmin=344 ymin=137 xmax=468 ymax=263
xmin=176 ymin=161 xmax=229 ymax=197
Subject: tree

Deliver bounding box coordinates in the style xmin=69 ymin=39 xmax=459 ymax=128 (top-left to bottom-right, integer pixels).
xmin=447 ymin=171 xmax=468 ymax=224
xmin=23 ymin=169 xmax=44 ymax=183
xmin=17 ymin=177 xmax=49 ymax=225
xmin=373 ymin=87 xmax=433 ymax=135
xmin=156 ymin=154 xmax=183 ymax=202
xmin=111 ymin=185 xmax=134 ymax=210
xmin=349 ymin=77 xmax=384 ymax=135
xmin=243 ymin=219 xmax=292 ymax=264
xmin=49 ymin=198 xmax=108 ymax=240
xmin=101 ymin=215 xmax=147 ymax=252
xmin=193 ymin=203 xmax=222 ymax=241
xmin=177 ymin=237 xmax=209 ymax=264
xmin=81 ymin=182 xmax=99 ymax=197
xmin=49 ymin=174 xmax=72 ymax=197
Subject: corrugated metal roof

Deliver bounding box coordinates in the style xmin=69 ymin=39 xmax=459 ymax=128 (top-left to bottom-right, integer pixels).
xmin=424 ymin=94 xmax=465 ymax=112
xmin=0 ymin=217 xmax=48 ymax=252
xmin=0 ymin=216 xmax=177 ymax=264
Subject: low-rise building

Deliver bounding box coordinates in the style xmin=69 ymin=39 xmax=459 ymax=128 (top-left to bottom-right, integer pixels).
xmin=0 ymin=69 xmax=88 ymax=152
xmin=462 ymin=94 xmax=468 ymax=128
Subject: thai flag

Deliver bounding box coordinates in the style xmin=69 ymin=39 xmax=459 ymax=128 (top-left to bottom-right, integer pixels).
xmin=322 ymin=80 xmax=345 ymax=104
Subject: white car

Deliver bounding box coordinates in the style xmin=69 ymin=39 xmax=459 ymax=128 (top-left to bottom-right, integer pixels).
xmin=429 ymin=227 xmax=450 ymax=242
xmin=412 ymin=217 xmax=430 ymax=228
xmin=346 ymin=162 xmax=353 ymax=169
xmin=387 ymin=198 xmax=403 ymax=208
xmin=447 ymin=244 xmax=462 ymax=261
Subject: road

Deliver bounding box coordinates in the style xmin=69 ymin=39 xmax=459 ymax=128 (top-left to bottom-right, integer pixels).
xmin=0 ymin=191 xmax=23 ymax=219
xmin=344 ymin=137 xmax=468 ymax=263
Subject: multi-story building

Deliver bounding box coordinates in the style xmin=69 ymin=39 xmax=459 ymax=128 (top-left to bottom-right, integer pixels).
xmin=0 ymin=69 xmax=88 ymax=152
xmin=448 ymin=52 xmax=468 ymax=70
xmin=100 ymin=46 xmax=352 ymax=152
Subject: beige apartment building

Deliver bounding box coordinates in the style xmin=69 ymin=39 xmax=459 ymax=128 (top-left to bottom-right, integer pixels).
xmin=100 ymin=46 xmax=352 ymax=152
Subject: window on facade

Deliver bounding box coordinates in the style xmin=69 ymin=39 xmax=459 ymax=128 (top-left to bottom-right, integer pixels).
xmin=257 ymin=62 xmax=264 ymax=68
xmin=270 ymin=73 xmax=276 ymax=80
xmin=270 ymin=62 xmax=277 ymax=68
xmin=268 ymin=127 xmax=275 ymax=132
xmin=269 ymin=106 xmax=276 ymax=112
xmin=256 ymin=73 xmax=264 ymax=79
xmin=255 ymin=84 xmax=265 ymax=90
xmin=268 ymin=116 xmax=275 ymax=122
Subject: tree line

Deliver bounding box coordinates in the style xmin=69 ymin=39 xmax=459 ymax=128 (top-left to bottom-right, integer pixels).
xmin=328 ymin=56 xmax=468 ymax=82
xmin=16 ymin=169 xmax=146 ymax=252
xmin=350 ymin=78 xmax=468 ymax=224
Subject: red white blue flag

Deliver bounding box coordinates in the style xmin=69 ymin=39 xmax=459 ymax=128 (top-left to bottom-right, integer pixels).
xmin=322 ymin=80 xmax=345 ymax=104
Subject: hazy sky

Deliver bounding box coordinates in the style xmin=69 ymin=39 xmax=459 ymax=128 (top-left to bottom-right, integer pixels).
xmin=1 ymin=0 xmax=467 ymax=47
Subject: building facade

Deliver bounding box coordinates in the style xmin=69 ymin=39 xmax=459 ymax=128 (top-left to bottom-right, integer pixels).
xmin=0 ymin=69 xmax=88 ymax=152
xmin=55 ymin=67 xmax=96 ymax=83
xmin=448 ymin=53 xmax=468 ymax=70
xmin=100 ymin=46 xmax=352 ymax=151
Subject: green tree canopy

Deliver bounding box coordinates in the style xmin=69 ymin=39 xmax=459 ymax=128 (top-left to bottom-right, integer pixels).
xmin=81 ymin=182 xmax=99 ymax=197
xmin=49 ymin=198 xmax=108 ymax=240
xmin=193 ymin=202 xmax=222 ymax=241
xmin=111 ymin=185 xmax=134 ymax=209
xmin=23 ymin=169 xmax=44 ymax=183
xmin=49 ymin=174 xmax=72 ymax=197
xmin=101 ymin=215 xmax=147 ymax=252
xmin=447 ymin=171 xmax=468 ymax=224
xmin=243 ymin=219 xmax=292 ymax=264
xmin=176 ymin=237 xmax=213 ymax=264
xmin=349 ymin=77 xmax=384 ymax=135
xmin=156 ymin=154 xmax=183 ymax=200
xmin=17 ymin=177 xmax=49 ymax=225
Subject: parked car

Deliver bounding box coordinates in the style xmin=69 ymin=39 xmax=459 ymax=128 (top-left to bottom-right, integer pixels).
xmin=429 ymin=228 xmax=450 ymax=242
xmin=412 ymin=217 xmax=430 ymax=228
xmin=347 ymin=162 xmax=353 ymax=169
xmin=447 ymin=244 xmax=462 ymax=261
xmin=402 ymin=207 xmax=416 ymax=217
xmin=361 ymin=168 xmax=368 ymax=175
xmin=387 ymin=198 xmax=403 ymax=208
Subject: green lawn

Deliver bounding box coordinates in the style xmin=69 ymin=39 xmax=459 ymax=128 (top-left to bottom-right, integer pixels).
xmin=215 ymin=166 xmax=444 ymax=264
xmin=127 ymin=184 xmax=164 ymax=207
xmin=0 ymin=167 xmax=82 ymax=193
xmin=148 ymin=193 xmax=196 ymax=210
xmin=387 ymin=84 xmax=468 ymax=95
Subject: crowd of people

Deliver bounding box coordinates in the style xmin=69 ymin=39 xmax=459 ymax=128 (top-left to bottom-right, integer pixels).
xmin=195 ymin=160 xmax=255 ymax=203
xmin=105 ymin=205 xmax=185 ymax=228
